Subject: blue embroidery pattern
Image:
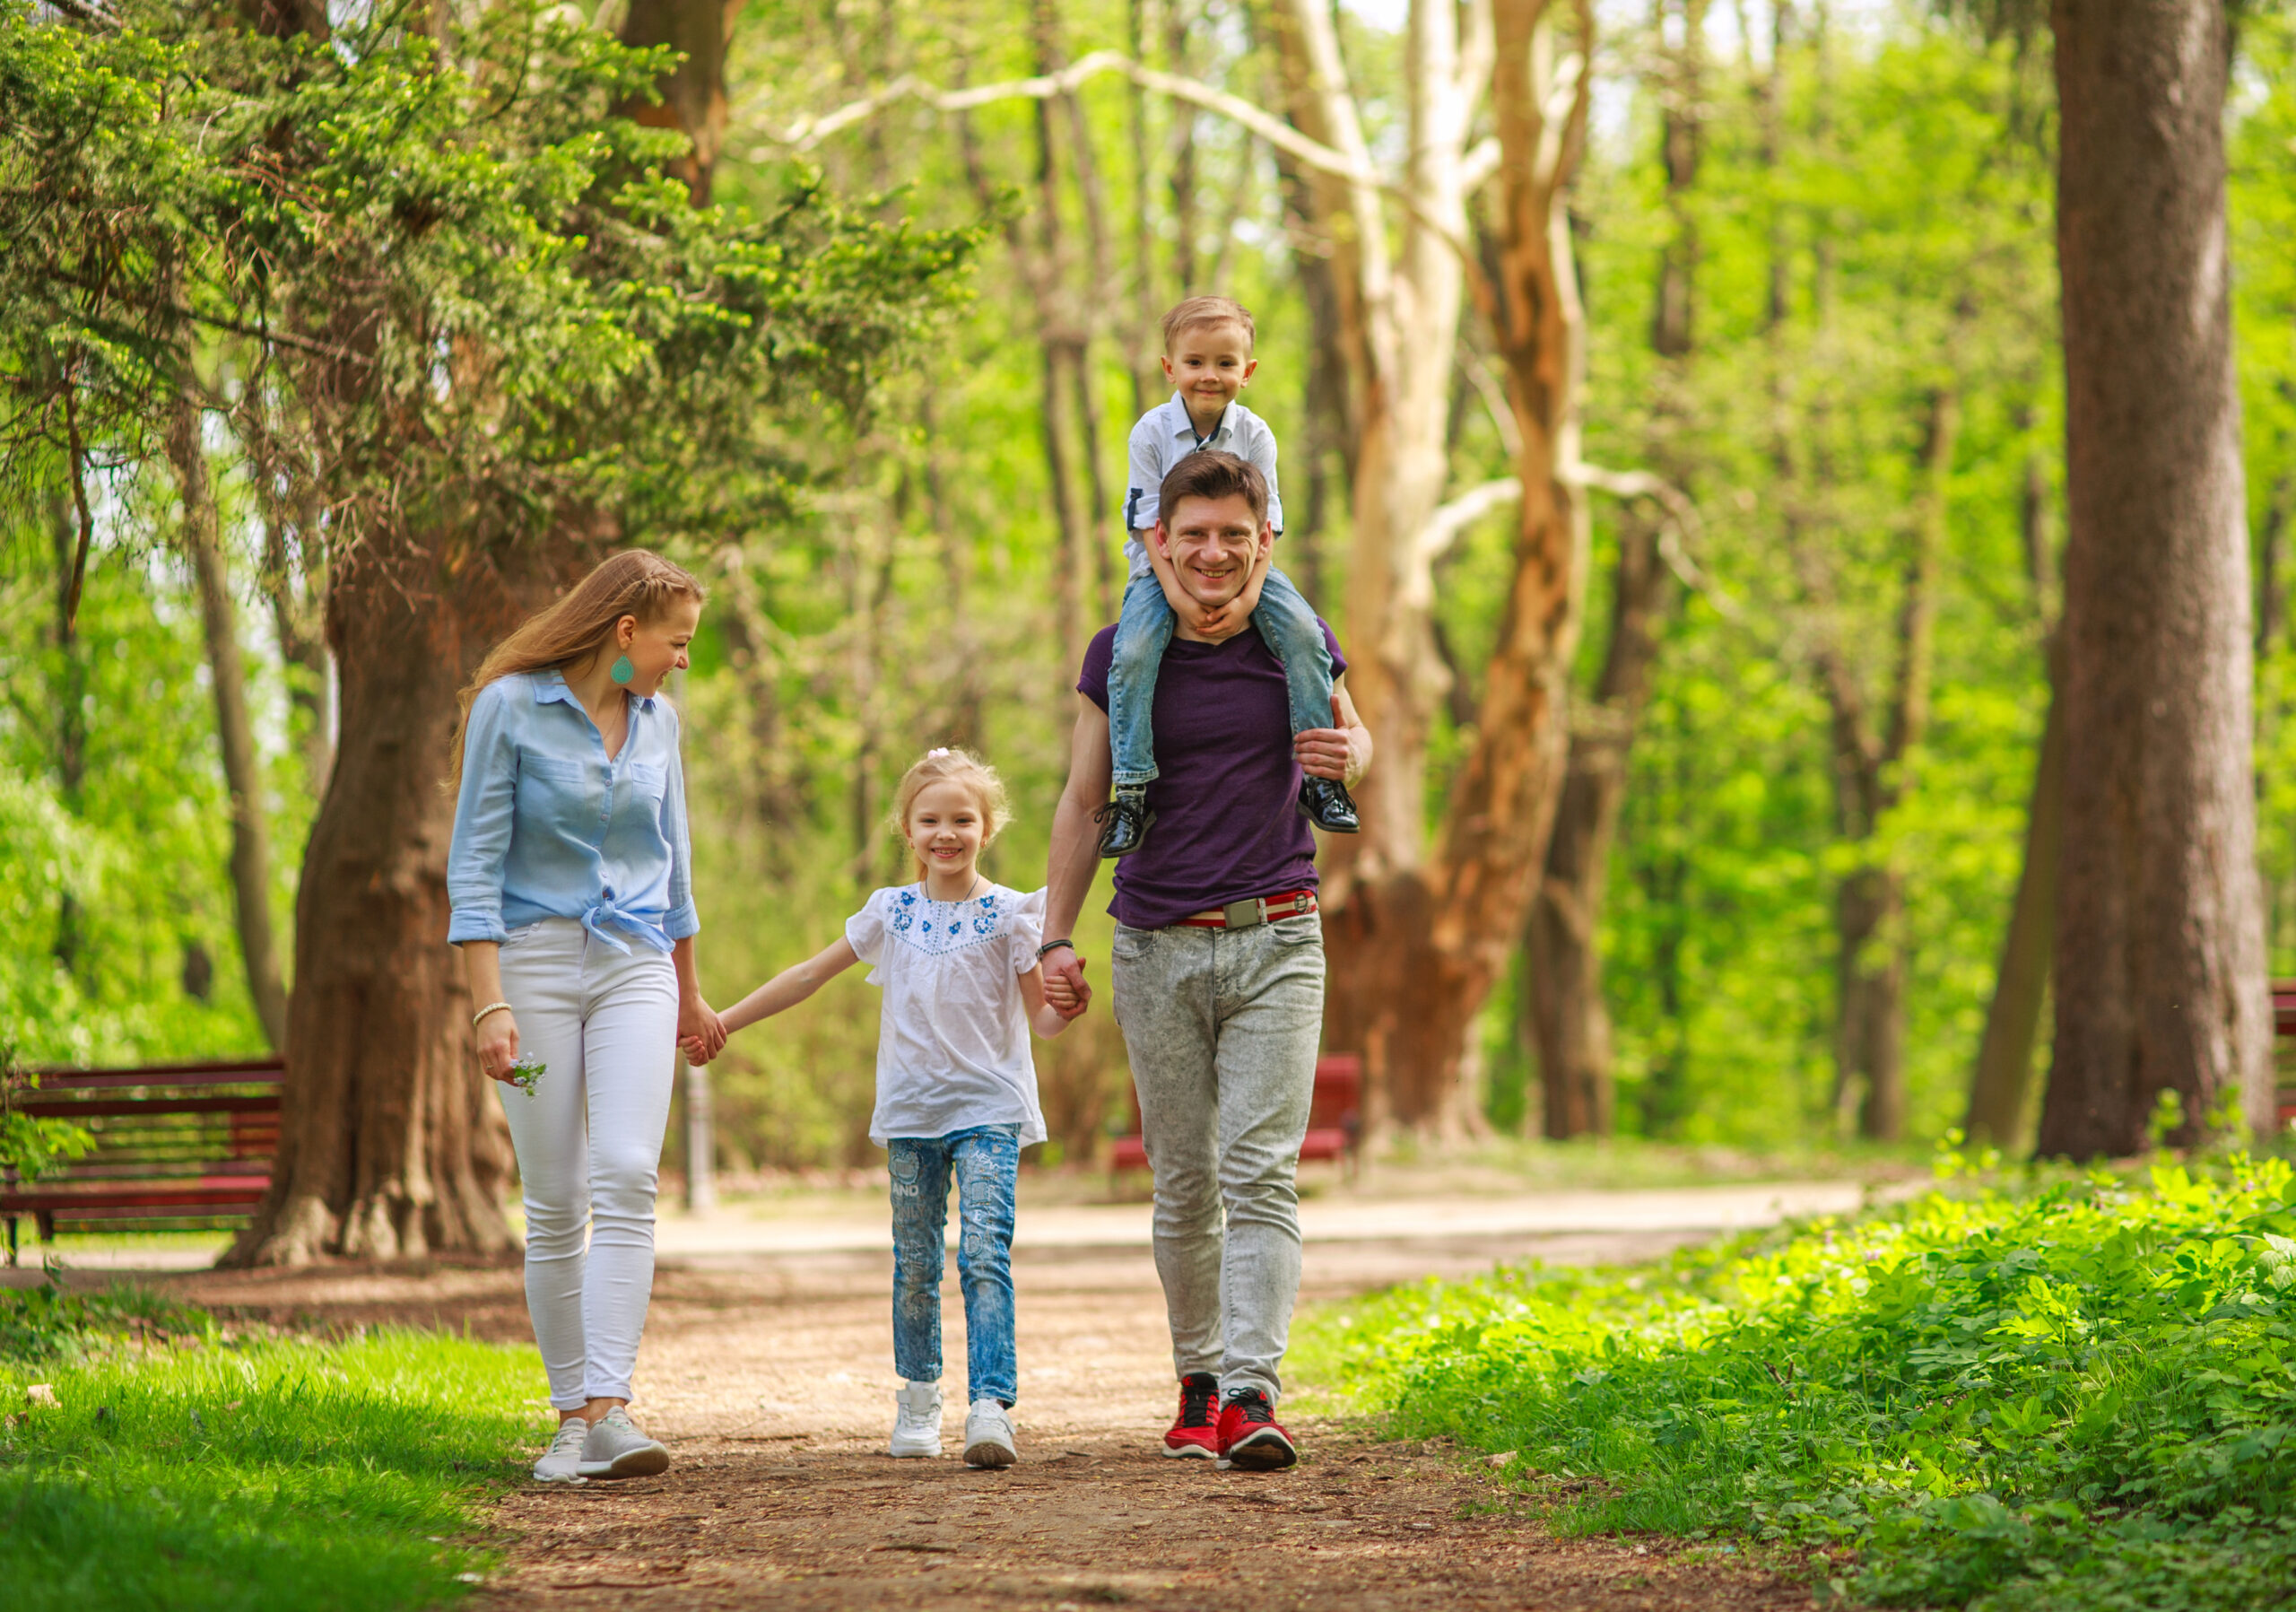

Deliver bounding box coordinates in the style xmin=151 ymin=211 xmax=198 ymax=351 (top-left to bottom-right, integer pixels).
xmin=886 ymin=886 xmax=1005 ymax=957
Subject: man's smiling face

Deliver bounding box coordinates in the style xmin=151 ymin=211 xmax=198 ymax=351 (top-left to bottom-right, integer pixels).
xmin=1154 ymin=492 xmax=1271 ymax=618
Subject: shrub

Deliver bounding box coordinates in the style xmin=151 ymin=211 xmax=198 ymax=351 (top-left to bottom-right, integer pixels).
xmin=1302 ymin=1156 xmax=2296 ymax=1610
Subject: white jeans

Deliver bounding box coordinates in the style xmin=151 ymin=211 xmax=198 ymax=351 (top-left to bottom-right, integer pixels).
xmin=497 ymin=918 xmax=680 ymax=1408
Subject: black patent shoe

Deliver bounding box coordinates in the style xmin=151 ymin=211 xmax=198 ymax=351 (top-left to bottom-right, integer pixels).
xmin=1095 ymin=789 xmax=1156 ymax=858
xmin=1299 ymin=776 xmax=1361 ymax=833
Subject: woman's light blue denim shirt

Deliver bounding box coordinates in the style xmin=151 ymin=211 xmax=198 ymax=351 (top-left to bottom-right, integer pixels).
xmin=446 ymin=669 xmax=700 ymax=954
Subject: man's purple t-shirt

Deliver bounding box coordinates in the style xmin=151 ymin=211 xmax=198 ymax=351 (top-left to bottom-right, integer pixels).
xmin=1077 ymin=619 xmax=1348 ymax=930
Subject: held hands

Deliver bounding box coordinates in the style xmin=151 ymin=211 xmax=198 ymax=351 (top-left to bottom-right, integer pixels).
xmin=1039 ymin=945 xmax=1093 ymax=1019
xmin=678 ymin=995 xmax=727 ymax=1067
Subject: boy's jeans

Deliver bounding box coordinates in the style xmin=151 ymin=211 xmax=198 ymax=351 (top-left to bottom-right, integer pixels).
xmin=1110 ymin=916 xmax=1325 ymax=1406
xmin=888 ymin=1124 xmax=1021 ymax=1406
xmin=1109 ymin=566 xmax=1333 ymax=789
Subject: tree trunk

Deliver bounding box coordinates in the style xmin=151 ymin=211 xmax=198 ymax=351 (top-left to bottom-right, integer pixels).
xmin=2040 ymin=0 xmax=2270 ymax=1155
xmin=227 ymin=535 xmax=574 ymax=1265
xmin=1967 ymin=634 xmax=2064 ymax=1147
xmin=47 ymin=470 xmax=88 ymax=975
xmin=231 ymin=0 xmax=738 ymax=1264
xmin=1526 ymin=0 xmax=1699 ymax=1138
xmin=1528 ymin=518 xmax=1666 ymax=1137
xmin=170 ymin=384 xmax=291 ymax=1052
xmin=1309 ymin=0 xmax=1595 ymax=1134
xmin=614 ymin=0 xmax=744 ymax=204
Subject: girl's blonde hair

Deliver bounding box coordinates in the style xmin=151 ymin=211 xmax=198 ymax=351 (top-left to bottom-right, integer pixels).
xmin=889 ymin=747 xmax=1012 ymax=882
xmin=450 ymin=549 xmax=707 ymax=788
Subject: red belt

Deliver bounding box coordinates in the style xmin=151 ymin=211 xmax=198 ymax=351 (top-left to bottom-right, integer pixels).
xmin=1176 ymin=890 xmax=1319 ymax=928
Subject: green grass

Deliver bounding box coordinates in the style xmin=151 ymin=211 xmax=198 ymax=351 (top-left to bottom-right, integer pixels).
xmin=1 ymin=1285 xmax=547 ymax=1612
xmin=1296 ymin=1154 xmax=2296 ymax=1611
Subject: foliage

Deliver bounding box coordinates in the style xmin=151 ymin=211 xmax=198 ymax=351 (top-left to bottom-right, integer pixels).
xmin=1298 ymin=1155 xmax=2296 ymax=1610
xmin=0 ymin=1276 xmax=207 ymax=1363
xmin=0 ymin=1300 xmax=544 ymax=1612
xmin=2 ymin=1 xmax=2293 ymax=1166
xmin=0 ymin=1049 xmax=92 ymax=1185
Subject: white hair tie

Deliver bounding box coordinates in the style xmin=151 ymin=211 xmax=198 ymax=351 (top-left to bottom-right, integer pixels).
xmin=928 ymin=746 xmax=952 ymax=758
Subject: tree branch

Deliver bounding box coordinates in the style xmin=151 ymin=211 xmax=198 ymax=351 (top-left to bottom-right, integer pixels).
xmin=754 ymin=48 xmax=1484 ymax=268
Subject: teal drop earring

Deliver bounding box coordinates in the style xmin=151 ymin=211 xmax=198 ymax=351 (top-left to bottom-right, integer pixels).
xmin=610 ymin=654 xmax=636 ymax=685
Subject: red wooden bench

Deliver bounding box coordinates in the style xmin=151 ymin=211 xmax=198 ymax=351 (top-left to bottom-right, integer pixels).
xmin=1110 ymin=1054 xmax=1362 ymax=1175
xmin=1 ymin=1057 xmax=282 ymax=1264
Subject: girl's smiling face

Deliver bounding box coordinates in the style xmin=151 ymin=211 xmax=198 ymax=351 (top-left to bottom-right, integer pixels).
xmin=905 ymin=778 xmax=988 ymax=884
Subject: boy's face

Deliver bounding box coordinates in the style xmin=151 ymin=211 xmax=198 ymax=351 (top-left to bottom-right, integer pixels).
xmin=1161 ymin=321 xmax=1257 ymax=423
xmin=1154 ymin=492 xmax=1273 ymax=617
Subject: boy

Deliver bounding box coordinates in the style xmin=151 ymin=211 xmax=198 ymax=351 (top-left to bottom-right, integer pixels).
xmin=1096 ymin=296 xmax=1360 ymax=858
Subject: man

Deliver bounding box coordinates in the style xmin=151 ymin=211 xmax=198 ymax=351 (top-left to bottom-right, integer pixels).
xmin=1040 ymin=450 xmax=1372 ymax=1471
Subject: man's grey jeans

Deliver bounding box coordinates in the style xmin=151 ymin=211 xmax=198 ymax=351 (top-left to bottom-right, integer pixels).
xmin=1111 ymin=914 xmax=1325 ymax=1406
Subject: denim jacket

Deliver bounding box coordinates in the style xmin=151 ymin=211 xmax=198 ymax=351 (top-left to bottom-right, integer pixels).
xmin=446 ymin=669 xmax=700 ymax=954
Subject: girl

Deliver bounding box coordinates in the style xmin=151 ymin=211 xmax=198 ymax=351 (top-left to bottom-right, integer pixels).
xmin=448 ymin=549 xmax=726 ymax=1486
xmin=685 ymin=747 xmax=1077 ymax=1467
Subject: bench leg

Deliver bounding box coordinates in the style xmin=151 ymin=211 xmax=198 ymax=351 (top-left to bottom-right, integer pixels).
xmin=4 ymin=1215 xmax=14 ymax=1268
xmin=35 ymin=1210 xmax=55 ymax=1247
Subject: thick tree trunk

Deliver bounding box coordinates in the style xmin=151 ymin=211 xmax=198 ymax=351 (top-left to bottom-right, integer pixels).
xmin=227 ymin=535 xmax=573 ymax=1265
xmin=2040 ymin=0 xmax=2270 ymax=1155
xmin=1967 ymin=635 xmax=2064 ymax=1147
xmin=170 ymin=385 xmax=291 ymax=1051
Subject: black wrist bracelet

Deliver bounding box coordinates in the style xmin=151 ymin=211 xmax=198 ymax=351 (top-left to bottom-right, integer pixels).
xmin=1037 ymin=938 xmax=1074 ymax=957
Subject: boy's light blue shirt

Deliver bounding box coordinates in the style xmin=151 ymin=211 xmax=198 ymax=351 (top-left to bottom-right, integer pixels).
xmin=1121 ymin=391 xmax=1283 ymax=578
xmin=446 ymin=669 xmax=700 ymax=954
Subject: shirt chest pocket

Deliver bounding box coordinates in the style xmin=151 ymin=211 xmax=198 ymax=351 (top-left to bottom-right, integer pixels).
xmin=623 ymin=762 xmax=666 ymax=815
xmin=518 ymin=754 xmax=597 ymax=821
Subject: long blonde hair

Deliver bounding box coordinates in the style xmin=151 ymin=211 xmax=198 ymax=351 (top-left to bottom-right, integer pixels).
xmin=888 ymin=747 xmax=1012 ymax=884
xmin=450 ymin=550 xmax=706 ymax=788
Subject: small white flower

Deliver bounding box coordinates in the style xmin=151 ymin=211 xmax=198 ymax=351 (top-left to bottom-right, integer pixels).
xmin=25 ymin=1385 xmax=57 ymax=1408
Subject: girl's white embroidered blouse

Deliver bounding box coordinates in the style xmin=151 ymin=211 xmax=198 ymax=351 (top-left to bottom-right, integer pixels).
xmin=845 ymin=884 xmax=1048 ymax=1146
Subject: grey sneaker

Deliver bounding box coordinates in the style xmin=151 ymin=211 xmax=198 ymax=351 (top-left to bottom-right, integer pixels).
xmin=577 ymin=1407 xmax=670 ymax=1479
xmin=963 ymin=1399 xmax=1016 ymax=1468
xmin=890 ymin=1381 xmax=944 ymax=1458
xmin=533 ymin=1418 xmax=590 ymax=1484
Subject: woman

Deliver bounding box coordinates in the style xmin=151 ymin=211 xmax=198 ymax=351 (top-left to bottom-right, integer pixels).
xmin=447 ymin=549 xmax=726 ymax=1484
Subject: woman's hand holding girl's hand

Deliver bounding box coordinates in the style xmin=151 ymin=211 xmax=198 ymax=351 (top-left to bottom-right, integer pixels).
xmin=680 ymin=997 xmax=726 ymax=1063
xmin=477 ymin=1010 xmax=523 ymax=1085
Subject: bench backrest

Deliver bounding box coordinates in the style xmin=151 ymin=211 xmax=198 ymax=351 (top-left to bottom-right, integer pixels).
xmin=3 ymin=1057 xmax=283 ymax=1232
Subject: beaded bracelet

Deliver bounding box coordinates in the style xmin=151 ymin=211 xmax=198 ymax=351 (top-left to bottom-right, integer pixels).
xmin=1035 ymin=938 xmax=1074 ymax=958
xmin=471 ymin=1000 xmax=513 ymax=1029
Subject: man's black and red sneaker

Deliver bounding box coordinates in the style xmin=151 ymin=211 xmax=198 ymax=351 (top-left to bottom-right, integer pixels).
xmin=1163 ymin=1373 xmax=1220 ymax=1460
xmin=1215 ymin=1388 xmax=1297 ymax=1471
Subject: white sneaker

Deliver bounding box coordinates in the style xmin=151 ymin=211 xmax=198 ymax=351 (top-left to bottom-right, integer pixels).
xmin=533 ymin=1418 xmax=590 ymax=1483
xmin=963 ymin=1399 xmax=1016 ymax=1468
xmin=890 ymin=1381 xmax=944 ymax=1458
xmin=577 ymin=1407 xmax=670 ymax=1478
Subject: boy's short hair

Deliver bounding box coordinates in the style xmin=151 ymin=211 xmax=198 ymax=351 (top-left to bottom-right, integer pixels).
xmin=1161 ymin=295 xmax=1256 ymax=353
xmin=1160 ymin=450 xmax=1269 ymax=527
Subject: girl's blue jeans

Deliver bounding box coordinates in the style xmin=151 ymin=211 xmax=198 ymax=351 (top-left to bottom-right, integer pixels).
xmin=1109 ymin=567 xmax=1333 ymax=789
xmin=888 ymin=1123 xmax=1020 ymax=1406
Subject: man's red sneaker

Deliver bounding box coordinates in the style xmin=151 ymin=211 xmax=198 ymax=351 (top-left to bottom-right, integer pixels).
xmin=1163 ymin=1372 xmax=1220 ymax=1460
xmin=1215 ymin=1388 xmax=1297 ymax=1471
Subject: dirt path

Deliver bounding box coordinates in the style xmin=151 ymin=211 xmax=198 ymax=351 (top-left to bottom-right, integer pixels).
xmin=162 ymin=1219 xmax=1820 ymax=1611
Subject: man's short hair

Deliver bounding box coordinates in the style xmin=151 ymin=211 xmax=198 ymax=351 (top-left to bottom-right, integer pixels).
xmin=1160 ymin=450 xmax=1269 ymax=528
xmin=1161 ymin=295 xmax=1256 ymax=353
